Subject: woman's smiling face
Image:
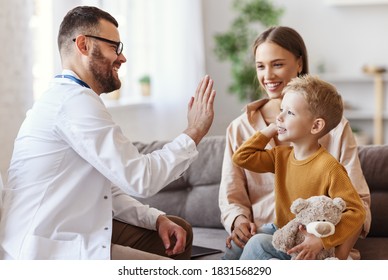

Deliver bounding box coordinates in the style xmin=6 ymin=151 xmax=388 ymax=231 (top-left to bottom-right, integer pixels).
xmin=255 ymin=42 xmax=302 ymax=99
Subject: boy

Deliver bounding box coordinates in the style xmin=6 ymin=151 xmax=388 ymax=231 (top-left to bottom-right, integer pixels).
xmin=232 ymin=75 xmax=366 ymax=260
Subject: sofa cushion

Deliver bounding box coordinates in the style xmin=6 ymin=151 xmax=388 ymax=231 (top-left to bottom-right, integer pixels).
xmin=185 ymin=136 xmax=225 ymax=187
xmin=192 ymin=227 xmax=228 ymax=260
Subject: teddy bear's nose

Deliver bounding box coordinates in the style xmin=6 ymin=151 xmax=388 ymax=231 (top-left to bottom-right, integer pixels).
xmin=306 ymin=221 xmax=335 ymax=238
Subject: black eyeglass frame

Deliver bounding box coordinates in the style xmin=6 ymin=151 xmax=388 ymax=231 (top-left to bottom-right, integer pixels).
xmin=72 ymin=35 xmax=123 ymax=55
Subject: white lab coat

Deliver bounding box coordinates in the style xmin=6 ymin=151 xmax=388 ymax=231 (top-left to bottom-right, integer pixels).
xmin=0 ymin=70 xmax=198 ymax=259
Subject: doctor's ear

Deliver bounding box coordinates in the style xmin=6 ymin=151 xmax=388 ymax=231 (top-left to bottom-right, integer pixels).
xmin=73 ymin=35 xmax=89 ymax=55
xmin=311 ymin=118 xmax=325 ymax=135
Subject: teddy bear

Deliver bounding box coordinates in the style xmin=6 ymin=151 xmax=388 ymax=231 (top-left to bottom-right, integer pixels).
xmin=272 ymin=195 xmax=346 ymax=260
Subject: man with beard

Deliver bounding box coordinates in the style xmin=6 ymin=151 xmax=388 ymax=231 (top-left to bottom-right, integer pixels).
xmin=0 ymin=6 xmax=216 ymax=260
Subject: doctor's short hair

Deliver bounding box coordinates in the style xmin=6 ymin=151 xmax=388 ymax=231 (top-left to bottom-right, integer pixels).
xmin=58 ymin=6 xmax=118 ymax=55
xmin=282 ymin=75 xmax=343 ymax=136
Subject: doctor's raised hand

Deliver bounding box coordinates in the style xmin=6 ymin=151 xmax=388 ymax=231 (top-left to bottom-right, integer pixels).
xmin=184 ymin=75 xmax=216 ymax=145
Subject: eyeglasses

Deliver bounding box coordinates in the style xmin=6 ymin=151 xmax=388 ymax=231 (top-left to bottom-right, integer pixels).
xmin=73 ymin=35 xmax=123 ymax=56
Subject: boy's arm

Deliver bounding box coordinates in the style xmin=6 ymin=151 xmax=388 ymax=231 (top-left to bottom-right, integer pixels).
xmin=287 ymin=226 xmax=324 ymax=260
xmin=290 ymin=167 xmax=366 ymax=259
xmin=324 ymin=167 xmax=366 ymax=249
xmin=232 ymin=123 xmax=278 ymax=173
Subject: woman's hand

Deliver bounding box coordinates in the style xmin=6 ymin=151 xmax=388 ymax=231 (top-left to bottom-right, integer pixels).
xmin=226 ymin=215 xmax=257 ymax=249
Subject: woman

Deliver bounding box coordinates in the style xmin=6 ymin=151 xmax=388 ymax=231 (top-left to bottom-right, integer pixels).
xmin=219 ymin=26 xmax=371 ymax=260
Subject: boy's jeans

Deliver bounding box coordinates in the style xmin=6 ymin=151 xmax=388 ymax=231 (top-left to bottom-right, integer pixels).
xmin=222 ymin=223 xmax=291 ymax=260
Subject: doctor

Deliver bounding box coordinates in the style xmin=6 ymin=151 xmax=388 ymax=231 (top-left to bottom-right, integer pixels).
xmin=0 ymin=6 xmax=215 ymax=260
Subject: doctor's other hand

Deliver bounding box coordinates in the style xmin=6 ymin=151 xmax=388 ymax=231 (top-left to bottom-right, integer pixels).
xmin=156 ymin=215 xmax=187 ymax=257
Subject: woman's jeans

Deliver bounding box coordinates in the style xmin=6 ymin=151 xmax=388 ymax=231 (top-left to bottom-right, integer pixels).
xmin=222 ymin=223 xmax=291 ymax=260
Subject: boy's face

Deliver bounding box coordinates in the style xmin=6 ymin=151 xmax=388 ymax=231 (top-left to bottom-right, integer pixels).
xmin=276 ymin=91 xmax=316 ymax=143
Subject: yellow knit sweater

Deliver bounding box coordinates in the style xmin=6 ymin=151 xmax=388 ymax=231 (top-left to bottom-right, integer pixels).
xmin=232 ymin=131 xmax=366 ymax=249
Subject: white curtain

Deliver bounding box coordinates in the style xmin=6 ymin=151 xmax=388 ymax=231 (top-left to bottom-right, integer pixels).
xmin=149 ymin=0 xmax=205 ymax=104
xmin=0 ymin=0 xmax=33 ymax=180
xmin=129 ymin=0 xmax=206 ymax=139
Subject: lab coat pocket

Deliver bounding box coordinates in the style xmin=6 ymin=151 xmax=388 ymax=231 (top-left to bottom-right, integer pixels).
xmin=20 ymin=234 xmax=82 ymax=259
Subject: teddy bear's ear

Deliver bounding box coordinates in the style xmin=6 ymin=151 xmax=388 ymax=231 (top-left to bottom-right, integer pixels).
xmin=290 ymin=198 xmax=308 ymax=214
xmin=333 ymin=197 xmax=346 ymax=212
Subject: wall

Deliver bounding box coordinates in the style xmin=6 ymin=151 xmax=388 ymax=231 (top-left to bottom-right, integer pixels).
xmin=273 ymin=0 xmax=388 ymax=75
xmin=202 ymin=0 xmax=388 ymax=144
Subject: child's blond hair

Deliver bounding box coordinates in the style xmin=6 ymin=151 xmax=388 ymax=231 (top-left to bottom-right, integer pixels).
xmin=283 ymin=75 xmax=343 ymax=137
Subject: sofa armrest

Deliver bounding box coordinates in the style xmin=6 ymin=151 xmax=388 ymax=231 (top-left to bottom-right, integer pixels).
xmin=358 ymin=145 xmax=388 ymax=237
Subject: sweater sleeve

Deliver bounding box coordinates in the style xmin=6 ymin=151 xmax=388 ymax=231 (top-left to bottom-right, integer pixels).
xmin=111 ymin=185 xmax=164 ymax=230
xmin=321 ymin=118 xmax=371 ymax=238
xmin=321 ymin=164 xmax=366 ymax=249
xmin=232 ymin=131 xmax=276 ymax=173
xmin=56 ymin=91 xmax=198 ymax=198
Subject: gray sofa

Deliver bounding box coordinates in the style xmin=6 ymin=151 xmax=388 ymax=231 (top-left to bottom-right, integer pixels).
xmin=134 ymin=136 xmax=388 ymax=260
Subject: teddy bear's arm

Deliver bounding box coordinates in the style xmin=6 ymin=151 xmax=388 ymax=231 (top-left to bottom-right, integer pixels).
xmin=272 ymin=221 xmax=300 ymax=253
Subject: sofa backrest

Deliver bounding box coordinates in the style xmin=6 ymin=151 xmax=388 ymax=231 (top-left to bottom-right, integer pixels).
xmin=133 ymin=136 xmax=225 ymax=228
